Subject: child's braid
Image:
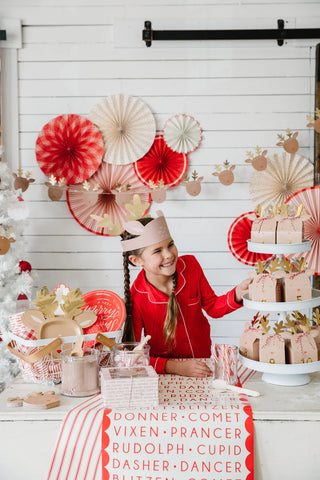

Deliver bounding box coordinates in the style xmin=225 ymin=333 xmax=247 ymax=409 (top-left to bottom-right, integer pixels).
xmin=163 ymin=270 xmax=179 ymax=350
xmin=122 ymin=251 xmax=135 ymax=342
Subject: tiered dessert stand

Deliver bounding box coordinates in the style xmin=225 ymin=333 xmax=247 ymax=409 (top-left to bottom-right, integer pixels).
xmin=240 ymin=239 xmax=320 ymax=386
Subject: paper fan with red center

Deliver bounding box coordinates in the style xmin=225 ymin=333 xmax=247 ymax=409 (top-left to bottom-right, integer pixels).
xmin=133 ymin=135 xmax=188 ymax=188
xmin=286 ymin=186 xmax=320 ymax=275
xmin=36 ymin=114 xmax=104 ymax=185
xmin=66 ymin=162 xmax=151 ymax=236
xmin=228 ymin=212 xmax=274 ymax=266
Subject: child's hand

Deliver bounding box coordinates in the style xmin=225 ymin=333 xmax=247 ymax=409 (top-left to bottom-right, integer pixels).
xmin=165 ymin=359 xmax=213 ymax=377
xmin=235 ymin=277 xmax=252 ymax=303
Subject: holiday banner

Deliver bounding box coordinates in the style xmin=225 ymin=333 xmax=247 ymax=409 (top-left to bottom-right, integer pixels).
xmin=102 ymin=375 xmax=254 ymax=480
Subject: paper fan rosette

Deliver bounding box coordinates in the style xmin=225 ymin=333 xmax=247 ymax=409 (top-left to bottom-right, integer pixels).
xmin=35 ymin=114 xmax=104 ymax=185
xmin=88 ymin=94 xmax=156 ymax=165
xmin=67 ymin=163 xmax=151 ymax=236
xmin=249 ymin=152 xmax=313 ymax=207
xmin=228 ymin=212 xmax=274 ymax=266
xmin=286 ymin=186 xmax=320 ymax=275
xmin=133 ymin=135 xmax=188 ymax=188
xmin=163 ymin=114 xmax=202 ymax=153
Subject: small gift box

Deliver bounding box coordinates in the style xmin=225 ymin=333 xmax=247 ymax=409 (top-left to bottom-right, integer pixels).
xmin=276 ymin=217 xmax=303 ymax=244
xmin=248 ymin=271 xmax=283 ymax=302
xmin=284 ymin=331 xmax=318 ymax=364
xmin=250 ymin=216 xmax=277 ymax=244
xmin=259 ymin=333 xmax=286 ymax=364
xmin=283 ymin=270 xmax=313 ymax=302
xmin=100 ymin=365 xmax=159 ymax=408
xmin=239 ymin=322 xmax=260 ymax=361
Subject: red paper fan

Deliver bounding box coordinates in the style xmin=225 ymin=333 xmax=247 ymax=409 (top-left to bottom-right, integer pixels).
xmin=67 ymin=162 xmax=151 ymax=236
xmin=133 ymin=135 xmax=188 ymax=188
xmin=35 ymin=114 xmax=104 ymax=185
xmin=228 ymin=212 xmax=273 ymax=266
xmin=286 ymin=186 xmax=320 ymax=275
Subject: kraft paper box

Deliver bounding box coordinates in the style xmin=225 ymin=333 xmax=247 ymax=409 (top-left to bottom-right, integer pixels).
xmin=283 ymin=271 xmax=313 ymax=302
xmin=277 ymin=217 xmax=303 ymax=244
xmin=251 ymin=217 xmax=277 ymax=244
xmin=101 ymin=365 xmax=159 ymax=408
xmin=239 ymin=323 xmax=260 ymax=360
xmin=311 ymin=326 xmax=320 ymax=360
xmin=248 ymin=272 xmax=283 ymax=302
xmin=259 ymin=333 xmax=285 ymax=364
xmin=284 ymin=331 xmax=318 ymax=364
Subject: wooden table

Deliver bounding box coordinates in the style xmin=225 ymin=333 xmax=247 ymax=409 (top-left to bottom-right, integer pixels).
xmin=0 ymin=372 xmax=320 ymax=480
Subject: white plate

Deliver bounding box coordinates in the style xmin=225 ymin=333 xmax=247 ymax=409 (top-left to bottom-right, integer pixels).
xmin=240 ymin=354 xmax=320 ymax=386
xmin=247 ymin=239 xmax=311 ymax=255
xmin=243 ymin=289 xmax=320 ymax=312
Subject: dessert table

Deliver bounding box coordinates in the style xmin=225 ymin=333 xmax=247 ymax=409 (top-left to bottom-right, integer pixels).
xmin=0 ymin=371 xmax=320 ymax=480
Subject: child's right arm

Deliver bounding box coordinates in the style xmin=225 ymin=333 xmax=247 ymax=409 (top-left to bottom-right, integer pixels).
xmin=164 ymin=359 xmax=213 ymax=377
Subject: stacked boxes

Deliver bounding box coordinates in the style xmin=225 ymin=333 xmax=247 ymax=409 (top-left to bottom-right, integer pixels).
xmin=100 ymin=365 xmax=159 ymax=408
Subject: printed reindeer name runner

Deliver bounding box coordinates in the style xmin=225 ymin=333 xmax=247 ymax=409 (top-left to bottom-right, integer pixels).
xmin=102 ymin=375 xmax=254 ymax=480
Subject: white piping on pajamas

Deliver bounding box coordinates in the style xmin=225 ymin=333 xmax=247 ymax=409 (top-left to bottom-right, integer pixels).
xmin=177 ymin=301 xmax=195 ymax=359
xmin=226 ymin=290 xmax=237 ymax=310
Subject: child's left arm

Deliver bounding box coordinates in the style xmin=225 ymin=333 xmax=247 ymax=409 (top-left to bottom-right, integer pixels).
xmin=235 ymin=277 xmax=252 ymax=304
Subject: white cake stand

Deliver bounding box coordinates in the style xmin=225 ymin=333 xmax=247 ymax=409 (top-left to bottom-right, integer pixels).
xmin=242 ymin=240 xmax=320 ymax=386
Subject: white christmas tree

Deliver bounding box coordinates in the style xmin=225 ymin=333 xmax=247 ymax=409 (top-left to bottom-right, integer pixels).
xmin=0 ymin=157 xmax=33 ymax=388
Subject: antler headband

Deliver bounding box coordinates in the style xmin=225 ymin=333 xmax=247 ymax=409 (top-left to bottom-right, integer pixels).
xmin=121 ymin=211 xmax=171 ymax=252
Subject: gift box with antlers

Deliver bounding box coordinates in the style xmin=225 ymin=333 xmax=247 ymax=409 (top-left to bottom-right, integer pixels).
xmin=281 ymin=257 xmax=313 ymax=302
xmin=249 ymin=203 xmax=310 ymax=245
xmin=240 ymin=311 xmax=319 ymax=364
xmin=248 ymin=259 xmax=284 ymax=302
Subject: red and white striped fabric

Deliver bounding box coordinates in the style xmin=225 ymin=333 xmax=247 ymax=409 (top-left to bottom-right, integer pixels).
xmin=47 ymin=395 xmax=104 ymax=480
xmin=46 ymin=365 xmax=254 ymax=480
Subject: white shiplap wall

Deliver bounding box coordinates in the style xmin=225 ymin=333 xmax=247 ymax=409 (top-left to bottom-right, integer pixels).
xmin=1 ymin=0 xmax=318 ymax=343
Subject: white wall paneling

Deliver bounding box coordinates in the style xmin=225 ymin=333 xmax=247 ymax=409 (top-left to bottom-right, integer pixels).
xmin=1 ymin=0 xmax=319 ymax=343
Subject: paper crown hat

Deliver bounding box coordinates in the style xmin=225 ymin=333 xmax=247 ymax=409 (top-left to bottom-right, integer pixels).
xmin=121 ymin=211 xmax=171 ymax=252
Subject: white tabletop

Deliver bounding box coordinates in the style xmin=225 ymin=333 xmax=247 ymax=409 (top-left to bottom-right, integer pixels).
xmin=1 ymin=371 xmax=320 ymax=423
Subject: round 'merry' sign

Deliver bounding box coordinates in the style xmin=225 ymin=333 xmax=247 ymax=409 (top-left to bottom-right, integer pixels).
xmin=82 ymin=290 xmax=125 ymax=337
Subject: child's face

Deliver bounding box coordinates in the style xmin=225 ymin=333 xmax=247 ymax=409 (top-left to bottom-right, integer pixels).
xmin=129 ymin=237 xmax=178 ymax=279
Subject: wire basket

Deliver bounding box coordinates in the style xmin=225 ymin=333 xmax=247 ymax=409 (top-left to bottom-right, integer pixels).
xmin=6 ymin=313 xmax=122 ymax=385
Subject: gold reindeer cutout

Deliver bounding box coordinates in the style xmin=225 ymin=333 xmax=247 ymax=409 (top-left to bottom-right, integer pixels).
xmin=260 ymin=314 xmax=270 ymax=334
xmin=313 ymin=308 xmax=320 ymax=326
xmin=33 ymin=286 xmax=59 ymax=318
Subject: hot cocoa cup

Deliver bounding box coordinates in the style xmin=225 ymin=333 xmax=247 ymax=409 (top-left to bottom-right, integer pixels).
xmin=60 ymin=349 xmax=100 ymax=396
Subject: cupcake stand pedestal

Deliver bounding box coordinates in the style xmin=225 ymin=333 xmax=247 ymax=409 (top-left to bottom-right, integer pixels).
xmin=240 ymin=240 xmax=320 ymax=386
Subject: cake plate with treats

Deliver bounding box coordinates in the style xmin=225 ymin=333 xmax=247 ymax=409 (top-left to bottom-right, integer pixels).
xmin=240 ymin=240 xmax=320 ymax=386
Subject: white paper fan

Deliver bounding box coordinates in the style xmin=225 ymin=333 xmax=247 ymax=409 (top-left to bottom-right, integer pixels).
xmin=249 ymin=152 xmax=313 ymax=207
xmin=163 ymin=114 xmax=202 ymax=153
xmin=88 ymin=94 xmax=156 ymax=165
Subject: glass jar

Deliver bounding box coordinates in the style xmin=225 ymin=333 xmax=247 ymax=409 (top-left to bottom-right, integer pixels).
xmin=111 ymin=342 xmax=150 ymax=368
xmin=213 ymin=344 xmax=238 ymax=385
xmin=60 ymin=348 xmax=100 ymax=396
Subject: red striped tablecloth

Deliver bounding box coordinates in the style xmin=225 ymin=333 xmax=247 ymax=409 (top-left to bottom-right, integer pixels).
xmin=47 ymin=365 xmax=253 ymax=480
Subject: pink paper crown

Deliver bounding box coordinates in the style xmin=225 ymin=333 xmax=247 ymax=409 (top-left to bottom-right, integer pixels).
xmin=121 ymin=211 xmax=171 ymax=252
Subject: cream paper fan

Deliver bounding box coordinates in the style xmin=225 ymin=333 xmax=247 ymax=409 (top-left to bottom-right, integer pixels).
xmin=249 ymin=152 xmax=313 ymax=207
xmin=163 ymin=114 xmax=202 ymax=153
xmin=89 ymin=94 xmax=156 ymax=165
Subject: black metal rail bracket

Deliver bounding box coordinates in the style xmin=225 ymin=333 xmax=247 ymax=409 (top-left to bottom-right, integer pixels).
xmin=142 ymin=19 xmax=320 ymax=47
xmin=0 ymin=30 xmax=6 ymax=41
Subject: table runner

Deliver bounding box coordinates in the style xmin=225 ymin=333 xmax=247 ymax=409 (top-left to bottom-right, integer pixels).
xmin=47 ymin=365 xmax=253 ymax=480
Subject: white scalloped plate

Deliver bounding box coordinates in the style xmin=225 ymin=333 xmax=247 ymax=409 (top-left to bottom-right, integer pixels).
xmin=240 ymin=354 xmax=320 ymax=386
xmin=247 ymin=239 xmax=311 ymax=255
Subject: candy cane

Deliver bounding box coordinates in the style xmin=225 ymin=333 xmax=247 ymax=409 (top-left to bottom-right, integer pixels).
xmin=213 ymin=344 xmax=237 ymax=384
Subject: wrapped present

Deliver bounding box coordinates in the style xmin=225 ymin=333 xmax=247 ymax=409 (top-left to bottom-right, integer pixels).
xmin=276 ymin=217 xmax=303 ymax=244
xmin=250 ymin=216 xmax=277 ymax=244
xmin=248 ymin=271 xmax=283 ymax=302
xmin=284 ymin=331 xmax=318 ymax=364
xmin=283 ymin=270 xmax=313 ymax=302
xmin=239 ymin=322 xmax=260 ymax=361
xmin=100 ymin=365 xmax=159 ymax=408
xmin=259 ymin=333 xmax=285 ymax=364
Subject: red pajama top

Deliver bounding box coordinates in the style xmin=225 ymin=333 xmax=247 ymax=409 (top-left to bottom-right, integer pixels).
xmin=131 ymin=255 xmax=242 ymax=374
